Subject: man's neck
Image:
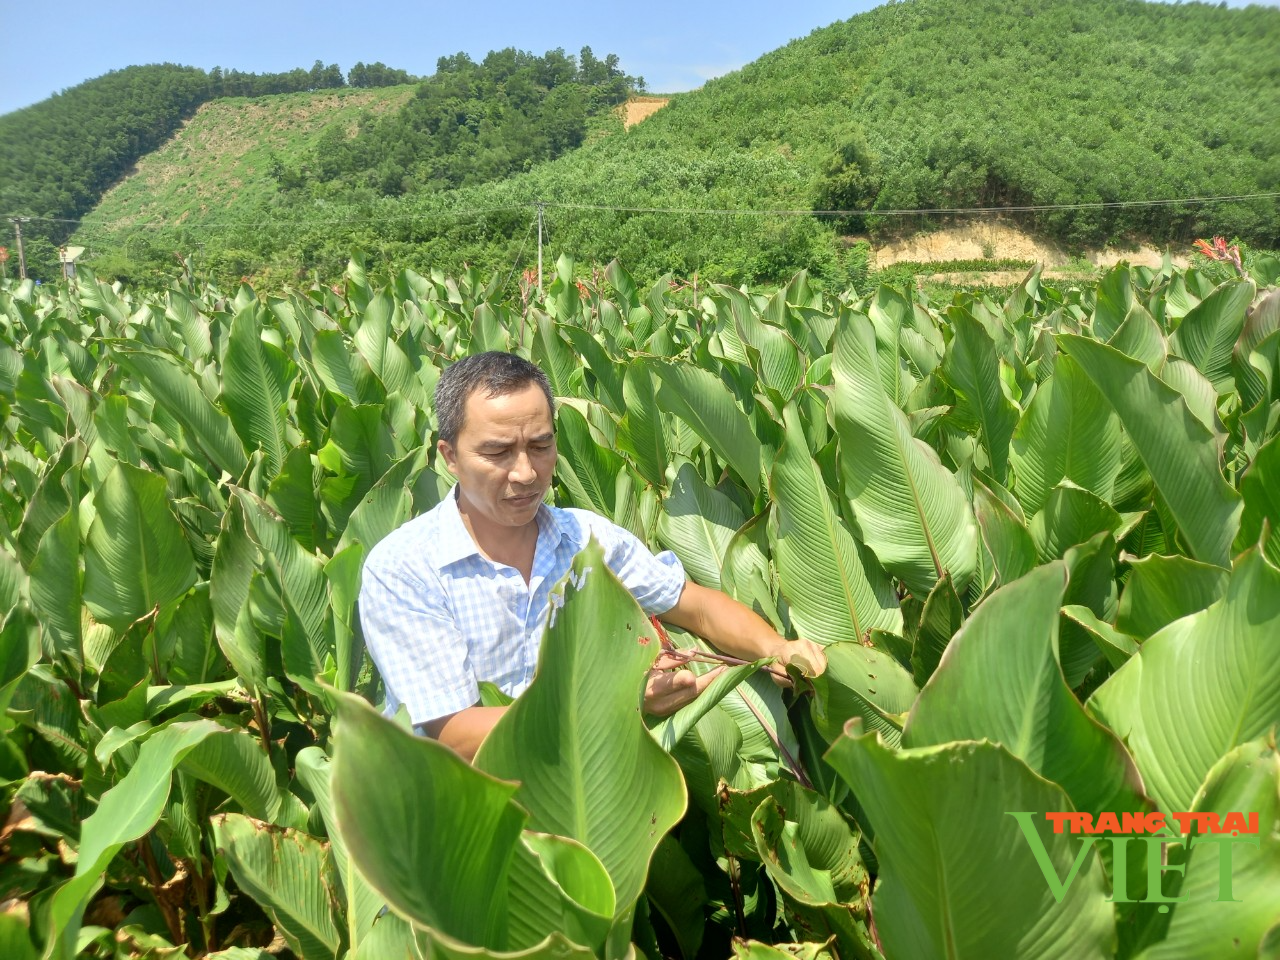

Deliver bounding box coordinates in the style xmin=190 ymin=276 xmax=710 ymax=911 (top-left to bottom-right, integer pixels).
xmin=456 ymin=498 xmax=540 ymax=581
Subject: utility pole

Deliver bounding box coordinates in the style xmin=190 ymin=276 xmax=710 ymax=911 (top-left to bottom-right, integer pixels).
xmin=535 ymin=199 xmax=545 ymax=296
xmin=8 ymin=217 xmax=31 ymax=280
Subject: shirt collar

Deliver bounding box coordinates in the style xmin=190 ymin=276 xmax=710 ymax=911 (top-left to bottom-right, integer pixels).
xmin=432 ymin=485 xmax=579 ymax=570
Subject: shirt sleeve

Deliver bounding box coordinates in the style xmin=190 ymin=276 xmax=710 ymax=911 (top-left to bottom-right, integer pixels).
xmin=358 ymin=556 xmax=480 ymax=726
xmin=596 ymin=520 xmax=687 ymax=615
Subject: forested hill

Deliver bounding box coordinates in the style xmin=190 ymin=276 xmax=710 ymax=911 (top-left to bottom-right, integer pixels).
xmin=64 ymin=0 xmax=1280 ymax=286
xmin=0 ymin=60 xmax=408 ymax=272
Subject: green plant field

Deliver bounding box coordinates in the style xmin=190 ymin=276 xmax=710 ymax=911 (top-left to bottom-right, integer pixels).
xmin=1 ymin=252 xmax=1278 ymax=959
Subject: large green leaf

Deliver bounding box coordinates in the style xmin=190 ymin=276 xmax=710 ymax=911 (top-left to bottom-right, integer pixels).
xmin=555 ymin=404 xmax=623 ymax=516
xmin=1059 ymin=335 xmax=1241 ymax=566
xmin=825 ymin=731 xmax=1115 ymax=960
xmin=474 ymin=538 xmax=687 ymax=915
xmin=833 ymin=311 xmax=977 ymax=595
xmin=1029 ymin=482 xmax=1122 ymax=561
xmin=222 ymin=306 xmax=296 ymax=477
xmin=112 ymin=343 xmax=247 ymax=476
xmin=973 ymin=479 xmax=1036 ymax=586
xmin=809 ymin=641 xmax=918 ymax=747
xmin=323 ymin=402 xmax=403 ymax=506
xmin=750 ymin=797 xmax=876 ymax=958
xmin=506 ymin=832 xmax=614 ymax=952
xmin=1115 ymin=553 xmax=1229 ymax=640
xmin=905 ymin=563 xmax=1145 ymax=819
xmin=1169 ymin=278 xmax=1255 ymax=392
xmin=82 ymin=461 xmax=197 ymax=631
xmin=718 ymin=779 xmax=866 ymax=898
xmin=941 ymin=309 xmax=1019 ymax=481
xmin=331 ymin=689 xmax=607 ymax=955
xmin=233 ymin=487 xmax=330 ymax=680
xmin=1132 ymin=739 xmax=1280 ymax=960
xmin=560 ymin=325 xmax=625 ymax=414
xmin=1009 ymin=354 xmax=1122 ymax=515
xmin=180 ymin=727 xmax=282 ymax=823
xmin=266 ymin=443 xmax=318 ymax=551
xmin=325 ymin=544 xmax=366 ymax=695
xmin=26 ymin=507 xmax=82 ymax=674
xmin=1093 ymin=264 xmax=1135 ymax=341
xmin=331 ymin=689 xmax=525 ymax=948
xmin=530 ymin=309 xmax=576 ymax=398
xmin=353 ymin=291 xmax=420 ymax=401
xmin=335 ymin=447 xmax=429 ymax=556
xmin=209 ymin=497 xmax=267 ymax=692
xmin=719 ymin=285 xmax=805 ymax=400
xmin=671 ymin=703 xmax=750 ymax=811
xmin=771 ymin=405 xmax=901 ymax=643
xmin=311 ymin=329 xmax=380 ymax=404
xmin=617 ymin=361 xmax=669 ymax=490
xmin=213 ymin=813 xmax=344 ymax=960
xmin=1108 ymin=303 xmax=1167 ymax=372
xmin=656 ymin=462 xmax=744 ymax=590
xmin=294 ymin=747 xmax=385 ymax=950
xmin=1235 ymin=433 xmax=1280 ymax=566
xmin=44 ymin=720 xmax=226 ymax=960
xmin=1233 ymin=288 xmax=1280 ymax=411
xmin=1088 ymin=548 xmax=1280 ymax=813
xmin=721 ymin=512 xmax=785 ymax=631
xmin=909 ymin=572 xmax=962 ymax=686
xmin=651 ymin=360 xmax=764 ymax=494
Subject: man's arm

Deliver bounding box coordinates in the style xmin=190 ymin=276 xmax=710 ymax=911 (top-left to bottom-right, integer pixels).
xmin=424 ymin=706 xmax=509 ymax=762
xmin=425 ymin=663 xmax=728 ymax=761
xmin=658 ymin=581 xmax=825 ymax=678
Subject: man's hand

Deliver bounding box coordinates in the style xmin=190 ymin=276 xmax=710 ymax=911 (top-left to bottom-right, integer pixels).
xmin=643 ymin=653 xmax=726 ymax=717
xmin=767 ymin=637 xmax=827 ymax=686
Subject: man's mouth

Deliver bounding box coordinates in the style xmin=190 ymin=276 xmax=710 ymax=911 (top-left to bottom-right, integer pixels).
xmin=507 ymin=492 xmax=540 ymax=505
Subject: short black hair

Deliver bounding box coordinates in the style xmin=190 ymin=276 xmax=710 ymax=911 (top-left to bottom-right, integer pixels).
xmin=434 ymin=351 xmax=555 ymax=444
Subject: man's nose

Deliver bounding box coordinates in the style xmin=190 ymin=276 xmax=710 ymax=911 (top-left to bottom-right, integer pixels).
xmin=509 ymin=449 xmax=537 ymax=484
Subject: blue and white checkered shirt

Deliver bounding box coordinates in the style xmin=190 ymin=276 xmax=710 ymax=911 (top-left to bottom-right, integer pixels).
xmin=358 ymin=487 xmax=687 ymax=726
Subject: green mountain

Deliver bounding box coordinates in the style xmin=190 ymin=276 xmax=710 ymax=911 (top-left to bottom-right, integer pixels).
xmin=61 ymin=0 xmax=1280 ymax=286
xmin=0 ymin=59 xmax=399 ymax=277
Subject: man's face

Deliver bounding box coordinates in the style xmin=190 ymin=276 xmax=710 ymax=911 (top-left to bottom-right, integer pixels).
xmin=438 ymin=382 xmax=557 ymax=531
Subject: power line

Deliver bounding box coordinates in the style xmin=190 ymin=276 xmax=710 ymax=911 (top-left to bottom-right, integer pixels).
xmin=3 ymin=205 xmax=530 ymax=231
xmin=4 ymin=190 xmax=1276 ymax=233
xmin=542 ymin=192 xmax=1280 ymax=217
xmin=500 ymin=216 xmax=536 ymax=295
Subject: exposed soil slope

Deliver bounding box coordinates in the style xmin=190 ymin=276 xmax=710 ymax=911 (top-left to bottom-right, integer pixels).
xmin=620 ymin=97 xmax=670 ymax=129
xmin=89 ymin=87 xmax=414 ymax=228
xmin=872 ymin=223 xmax=1189 ymax=270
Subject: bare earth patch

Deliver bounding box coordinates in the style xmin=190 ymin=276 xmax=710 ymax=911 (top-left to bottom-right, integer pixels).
xmin=87 ymin=87 xmax=415 ymax=228
xmin=870 ymin=223 xmax=1189 ymax=271
xmin=620 ymin=97 xmax=670 ymax=129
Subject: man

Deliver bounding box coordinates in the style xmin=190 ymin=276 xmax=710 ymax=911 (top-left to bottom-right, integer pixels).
xmin=360 ymin=351 xmax=824 ymax=760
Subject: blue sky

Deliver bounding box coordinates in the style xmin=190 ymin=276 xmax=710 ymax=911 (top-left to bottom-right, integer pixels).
xmin=1 ymin=0 xmax=1276 ymax=116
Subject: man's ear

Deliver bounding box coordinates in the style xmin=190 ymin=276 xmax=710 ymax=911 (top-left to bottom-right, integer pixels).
xmin=437 ymin=438 xmax=460 ymax=478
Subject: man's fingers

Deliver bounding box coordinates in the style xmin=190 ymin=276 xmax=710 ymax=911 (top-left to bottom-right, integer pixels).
xmin=643 ymin=664 xmax=726 ymax=717
xmin=691 ymin=664 xmax=727 ymax=694
xmin=651 ymin=651 xmax=689 ymax=672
